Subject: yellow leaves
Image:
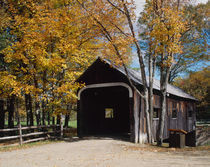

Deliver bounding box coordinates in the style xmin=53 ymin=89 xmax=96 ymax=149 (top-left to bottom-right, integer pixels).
xmin=23 ymin=85 xmax=38 ymax=95
xmin=143 ymin=1 xmax=189 ymax=67
xmin=0 ymin=72 xmax=21 ymax=97
xmin=0 ymin=0 xmax=134 ymax=111
xmin=0 ymin=8 xmax=10 ymax=31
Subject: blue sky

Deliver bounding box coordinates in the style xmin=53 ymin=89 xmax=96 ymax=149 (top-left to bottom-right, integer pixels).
xmin=134 ymin=0 xmax=208 ymax=15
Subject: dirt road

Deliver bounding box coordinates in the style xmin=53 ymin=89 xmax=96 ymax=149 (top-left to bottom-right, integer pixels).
xmin=0 ymin=138 xmax=210 ymax=167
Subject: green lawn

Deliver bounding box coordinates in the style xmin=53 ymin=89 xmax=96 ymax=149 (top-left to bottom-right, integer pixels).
xmin=0 ymin=140 xmax=62 ymax=152
xmin=69 ymin=120 xmax=77 ymax=128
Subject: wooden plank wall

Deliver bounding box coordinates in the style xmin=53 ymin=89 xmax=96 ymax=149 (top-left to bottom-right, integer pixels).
xmin=133 ymin=92 xmax=196 ymax=143
xmin=150 ymin=95 xmax=196 ymax=141
xmin=152 ymin=95 xmax=160 ymax=140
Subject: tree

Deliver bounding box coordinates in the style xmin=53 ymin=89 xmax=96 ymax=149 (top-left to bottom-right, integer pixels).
xmin=139 ymin=0 xmax=191 ymax=146
xmin=139 ymin=1 xmax=209 ymax=83
xmin=76 ymin=0 xmax=153 ymax=143
xmin=0 ymin=0 xmax=100 ymax=127
xmin=168 ymin=1 xmax=209 ymax=83
xmin=139 ymin=0 xmax=209 ymax=144
xmin=138 ymin=0 xmax=158 ymax=143
xmin=174 ymin=67 xmax=210 ymax=119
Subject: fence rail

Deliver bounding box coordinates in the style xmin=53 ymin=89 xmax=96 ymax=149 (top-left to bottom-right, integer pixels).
xmin=196 ymin=119 xmax=210 ymax=125
xmin=0 ymin=124 xmax=62 ymax=146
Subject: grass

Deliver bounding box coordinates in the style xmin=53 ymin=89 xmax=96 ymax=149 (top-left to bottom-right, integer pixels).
xmin=0 ymin=140 xmax=63 ymax=152
xmin=69 ymin=120 xmax=77 ymax=128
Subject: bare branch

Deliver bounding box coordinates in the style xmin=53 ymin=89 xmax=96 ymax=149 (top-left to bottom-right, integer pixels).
xmin=106 ymin=0 xmax=125 ymax=14
xmin=111 ymin=23 xmax=129 ymax=37
xmin=122 ymin=2 xmax=148 ymax=89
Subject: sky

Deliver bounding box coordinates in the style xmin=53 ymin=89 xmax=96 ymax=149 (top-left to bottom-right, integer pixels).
xmin=134 ymin=0 xmax=209 ymax=17
xmin=131 ymin=0 xmax=209 ymax=72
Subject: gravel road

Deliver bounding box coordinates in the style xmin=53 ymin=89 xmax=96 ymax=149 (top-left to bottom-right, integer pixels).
xmin=0 ymin=138 xmax=210 ymax=167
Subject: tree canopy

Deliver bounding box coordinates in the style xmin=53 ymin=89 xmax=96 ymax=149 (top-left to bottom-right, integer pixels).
xmin=174 ymin=66 xmax=210 ymax=119
xmin=138 ymin=0 xmax=209 ymax=83
xmin=0 ymin=0 xmax=102 ymax=125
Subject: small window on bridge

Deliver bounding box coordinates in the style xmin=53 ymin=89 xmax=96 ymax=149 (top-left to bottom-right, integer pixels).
xmin=172 ymin=102 xmax=177 ymax=118
xmin=105 ymin=108 xmax=114 ymax=118
xmin=188 ymin=110 xmax=193 ymax=117
xmin=153 ymin=108 xmax=160 ymax=119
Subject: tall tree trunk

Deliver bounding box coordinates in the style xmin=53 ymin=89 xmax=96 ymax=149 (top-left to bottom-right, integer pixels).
xmin=64 ymin=114 xmax=69 ymax=128
xmin=8 ymin=96 xmax=15 ymax=128
xmin=0 ymin=99 xmax=5 ymax=130
xmin=25 ymin=94 xmax=33 ymax=126
xmin=123 ymin=3 xmax=152 ymax=143
xmin=57 ymin=115 xmax=60 ymax=125
xmin=148 ymin=50 xmax=156 ymax=143
xmin=157 ymin=62 xmax=171 ymax=146
xmin=15 ymin=97 xmax=22 ymax=145
xmin=35 ymin=101 xmax=40 ymax=126
xmin=42 ymin=70 xmax=47 ymax=126
xmin=64 ymin=104 xmax=71 ymax=128
xmin=144 ymin=91 xmax=152 ymax=143
xmin=52 ymin=116 xmax=55 ymax=125
xmin=48 ymin=111 xmax=50 ymax=125
xmin=42 ymin=101 xmax=46 ymax=125
xmin=25 ymin=94 xmax=30 ymax=126
xmin=157 ymin=91 xmax=167 ymax=146
xmin=52 ymin=105 xmax=55 ymax=125
xmin=34 ymin=72 xmax=41 ymax=126
xmin=28 ymin=94 xmax=33 ymax=126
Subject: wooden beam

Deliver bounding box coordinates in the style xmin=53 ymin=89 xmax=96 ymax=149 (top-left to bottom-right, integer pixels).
xmin=0 ymin=125 xmax=59 ymax=132
xmin=21 ymin=131 xmax=50 ymax=137
xmin=78 ymin=82 xmax=133 ymax=100
xmin=0 ymin=135 xmax=19 ymax=141
xmin=0 ymin=128 xmax=18 ymax=132
xmin=23 ymin=137 xmax=48 ymax=144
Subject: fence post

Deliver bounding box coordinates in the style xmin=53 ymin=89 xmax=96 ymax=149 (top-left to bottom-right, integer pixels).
xmin=18 ymin=123 xmax=23 ymax=145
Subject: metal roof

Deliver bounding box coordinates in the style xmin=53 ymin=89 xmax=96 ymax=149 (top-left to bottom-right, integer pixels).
xmin=102 ymin=58 xmax=197 ymax=101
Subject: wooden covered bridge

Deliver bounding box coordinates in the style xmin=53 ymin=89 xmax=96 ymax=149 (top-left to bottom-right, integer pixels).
xmin=76 ymin=58 xmax=196 ymax=143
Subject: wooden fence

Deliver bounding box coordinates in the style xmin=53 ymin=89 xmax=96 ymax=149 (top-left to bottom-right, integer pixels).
xmin=0 ymin=124 xmax=62 ymax=146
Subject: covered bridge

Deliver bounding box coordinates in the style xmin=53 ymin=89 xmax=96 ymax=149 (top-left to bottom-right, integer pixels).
xmin=76 ymin=58 xmax=196 ymax=143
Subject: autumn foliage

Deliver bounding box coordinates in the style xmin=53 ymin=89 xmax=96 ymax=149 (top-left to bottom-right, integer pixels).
xmin=0 ymin=0 xmax=102 ymax=126
xmin=0 ymin=0 xmax=135 ymax=127
xmin=174 ymin=67 xmax=210 ymax=119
